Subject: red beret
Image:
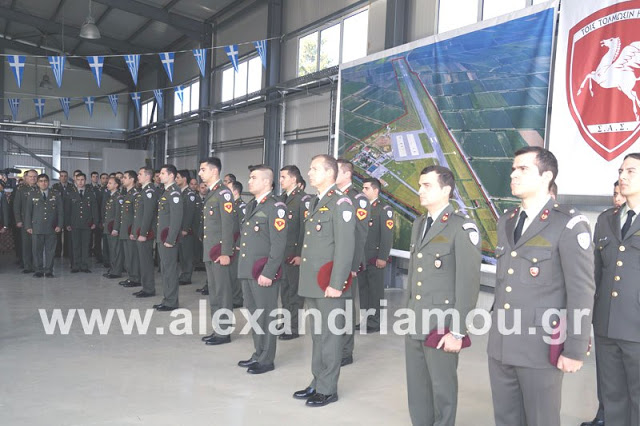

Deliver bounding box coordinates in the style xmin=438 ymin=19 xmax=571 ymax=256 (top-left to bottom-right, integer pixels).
xmin=424 ymin=328 xmax=471 ymax=349
xmin=160 ymin=227 xmax=179 ymax=244
xmin=209 ymin=243 xmax=234 ymax=262
xmin=107 ymin=220 xmax=114 ymax=233
xmin=252 ymin=257 xmax=282 ymax=280
xmin=317 ymin=261 xmax=353 ymax=292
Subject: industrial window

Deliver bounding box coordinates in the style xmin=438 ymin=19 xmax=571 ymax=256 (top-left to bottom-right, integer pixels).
xmin=173 ymin=79 xmax=200 ymax=116
xmin=438 ymin=0 xmax=544 ymax=34
xmin=297 ymin=8 xmax=369 ymax=77
xmin=221 ymin=56 xmax=263 ymax=103
xmin=141 ymin=99 xmax=157 ymax=126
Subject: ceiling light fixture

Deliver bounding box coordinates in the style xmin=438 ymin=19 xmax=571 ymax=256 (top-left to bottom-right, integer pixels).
xmin=80 ymin=0 xmax=101 ymax=39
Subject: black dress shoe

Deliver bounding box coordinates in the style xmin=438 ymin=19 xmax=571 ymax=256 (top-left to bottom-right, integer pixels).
xmin=152 ymin=303 xmax=164 ymax=309
xmin=103 ymin=263 xmax=110 ymax=268
xmin=119 ymin=279 xmax=130 ymax=286
xmin=279 ymin=333 xmax=300 ymax=341
xmin=306 ymin=393 xmax=338 ymax=407
xmin=179 ymin=280 xmax=192 ymax=285
xmin=33 ymin=272 xmax=44 ymax=278
xmin=275 ymin=323 xmax=284 ymax=331
xmin=238 ymin=358 xmax=259 ymax=368
xmin=201 ymin=288 xmax=209 ymax=295
xmin=355 ymin=323 xmax=361 ymax=331
xmin=132 ymin=290 xmax=143 ymax=296
xmin=196 ymin=285 xmax=208 ymax=293
xmin=201 ymin=333 xmax=216 ymax=342
xmin=136 ymin=291 xmax=155 ymax=298
xmin=204 ymin=335 xmax=231 ymax=345
xmin=580 ymin=419 xmax=605 ymax=426
xmin=341 ymin=355 xmax=353 ymax=367
xmin=366 ymin=326 xmax=380 ymax=333
xmin=123 ymin=281 xmax=142 ymax=288
xmin=103 ymin=273 xmax=122 ymax=279
xmin=71 ymin=269 xmax=80 ymax=273
xmin=23 ymin=269 xmax=35 ymax=274
xmin=247 ymin=363 xmax=274 ymax=374
xmin=293 ymin=387 xmax=316 ymax=400
xmin=81 ymin=269 xmax=92 ymax=273
xmin=233 ymin=303 xmax=244 ymax=309
xmin=156 ymin=305 xmax=177 ymax=312
xmin=45 ymin=273 xmax=54 ymax=278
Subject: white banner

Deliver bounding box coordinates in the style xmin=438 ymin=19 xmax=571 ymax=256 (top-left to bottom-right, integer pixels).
xmin=549 ymin=0 xmax=640 ymax=196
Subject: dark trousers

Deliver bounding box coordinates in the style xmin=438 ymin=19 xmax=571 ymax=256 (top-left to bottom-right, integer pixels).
xmin=158 ymin=244 xmax=179 ymax=308
xmin=342 ymin=277 xmax=358 ymax=359
xmin=281 ymin=262 xmax=304 ymax=331
xmin=358 ymin=265 xmax=385 ymax=329
xmin=178 ymin=233 xmax=194 ymax=283
xmin=21 ymin=227 xmax=33 ymax=270
xmin=71 ymin=228 xmax=91 ymax=270
xmin=596 ymin=334 xmax=640 ymax=426
xmin=230 ymin=250 xmax=243 ymax=305
xmin=32 ymin=233 xmax=57 ymax=274
xmin=14 ymin=227 xmax=22 ymax=264
xmin=488 ymin=356 xmax=563 ymax=426
xmin=106 ymin=235 xmax=123 ymax=275
xmin=205 ymin=260 xmax=233 ymax=332
xmin=102 ymin=232 xmax=110 ymax=265
xmin=123 ymin=239 xmax=140 ymax=282
xmin=242 ymin=278 xmax=279 ymax=365
xmin=91 ymin=227 xmax=102 ymax=260
xmin=137 ymin=240 xmax=155 ymax=294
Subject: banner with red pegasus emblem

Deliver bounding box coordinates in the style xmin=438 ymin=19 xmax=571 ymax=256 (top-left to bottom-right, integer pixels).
xmin=550 ymin=0 xmax=640 ymax=195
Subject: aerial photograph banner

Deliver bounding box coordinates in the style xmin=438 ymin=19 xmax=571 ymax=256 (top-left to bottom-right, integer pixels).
xmin=337 ymin=2 xmax=556 ymax=259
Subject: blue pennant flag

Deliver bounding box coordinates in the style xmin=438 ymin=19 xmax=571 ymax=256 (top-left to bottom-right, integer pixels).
xmin=225 ymin=45 xmax=239 ymax=72
xmin=84 ymin=97 xmax=95 ymax=117
xmin=47 ymin=56 xmax=65 ymax=87
xmin=192 ymin=48 xmax=207 ymax=77
xmin=130 ymin=92 xmax=141 ymax=117
xmin=153 ymin=89 xmax=163 ymax=111
xmin=108 ymin=94 xmax=118 ymax=117
xmin=158 ymin=52 xmax=175 ymax=82
xmin=87 ymin=56 xmax=104 ymax=88
xmin=59 ymin=97 xmax=71 ymax=120
xmin=8 ymin=55 xmax=26 ymax=87
xmin=175 ymin=86 xmax=185 ymax=104
xmin=7 ymin=99 xmax=20 ymax=121
xmin=125 ymin=54 xmax=140 ymax=85
xmin=34 ymin=98 xmax=46 ymax=119
xmin=253 ymin=40 xmax=267 ymax=68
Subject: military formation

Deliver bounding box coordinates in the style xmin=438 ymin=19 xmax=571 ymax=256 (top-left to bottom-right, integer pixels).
xmin=4 ymin=147 xmax=637 ymax=424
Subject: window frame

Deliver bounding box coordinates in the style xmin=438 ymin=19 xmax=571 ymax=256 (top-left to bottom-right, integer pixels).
xmin=140 ymin=98 xmax=157 ymax=127
xmin=173 ymin=78 xmax=200 ymax=117
xmin=220 ymin=54 xmax=264 ymax=103
xmin=436 ymin=0 xmax=542 ymax=34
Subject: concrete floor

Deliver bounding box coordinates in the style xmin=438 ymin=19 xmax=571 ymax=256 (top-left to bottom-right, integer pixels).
xmin=0 ymin=255 xmax=599 ymax=425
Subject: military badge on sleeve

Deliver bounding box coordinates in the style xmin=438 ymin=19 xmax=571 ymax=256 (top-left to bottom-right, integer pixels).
xmin=356 ymin=208 xmax=367 ymax=220
xmin=385 ymin=219 xmax=394 ymax=230
xmin=223 ymin=202 xmax=233 ymax=213
xmin=147 ymin=192 xmax=152 ymax=199
xmin=577 ymin=232 xmax=591 ymax=250
xmin=343 ymin=211 xmax=353 ymax=222
xmin=274 ymin=218 xmax=285 ymax=231
xmin=173 ymin=196 xmax=180 ymax=203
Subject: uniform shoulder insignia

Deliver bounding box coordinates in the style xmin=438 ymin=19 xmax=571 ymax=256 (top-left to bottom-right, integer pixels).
xmin=383 ymin=204 xmax=392 ymax=210
xmin=189 ymin=194 xmax=196 ymax=202
xmin=301 ymin=194 xmax=312 ymax=202
xmin=220 ymin=189 xmax=232 ymax=202
xmin=355 ymin=193 xmax=366 ymax=199
xmin=552 ymin=203 xmax=575 ymax=217
xmin=566 ymin=214 xmax=590 ymax=229
xmin=453 ymin=210 xmax=468 ymax=219
xmin=273 ymin=201 xmax=286 ymax=208
xmin=336 ymin=197 xmax=353 ymax=206
xmin=170 ymin=190 xmax=180 ymax=196
xmin=463 ymin=221 xmax=480 ymax=246
xmin=334 ymin=189 xmax=343 ymax=196
xmin=146 ymin=187 xmax=154 ymax=193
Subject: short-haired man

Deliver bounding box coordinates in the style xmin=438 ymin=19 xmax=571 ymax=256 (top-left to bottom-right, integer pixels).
xmin=236 ymin=165 xmax=287 ymax=374
xmin=99 ymin=172 xmax=111 ymax=267
xmin=592 ymin=153 xmax=640 ymax=425
xmin=198 ymin=157 xmax=236 ymax=345
xmin=359 ymin=178 xmax=394 ymax=333
xmin=89 ymin=171 xmax=103 ymax=263
xmin=229 ymin=179 xmax=246 ymax=308
xmin=152 ymin=165 xmax=183 ymax=311
xmin=102 ymin=177 xmax=124 ymax=279
xmin=132 ymin=167 xmax=158 ymax=297
xmin=278 ymin=165 xmax=309 ymax=340
xmin=189 ymin=178 xmax=199 ymax=192
xmin=223 ymin=173 xmax=236 ymax=189
xmin=405 ymin=165 xmax=480 ymax=425
xmin=53 ymin=170 xmax=74 ymax=258
xmin=336 ymin=159 xmax=370 ymax=367
xmin=293 ymin=154 xmax=355 ymax=407
xmin=25 ymin=174 xmax=63 ymax=277
xmin=14 ymin=169 xmax=38 ymax=273
xmin=613 ymin=180 xmax=625 ymax=208
xmin=488 ymin=147 xmax=595 ymax=426
xmin=118 ymin=171 xmax=140 ymax=287
xmin=65 ymin=173 xmax=98 ymax=273
xmin=176 ymin=169 xmax=198 ymax=286
xmin=153 ymin=170 xmax=164 ymax=198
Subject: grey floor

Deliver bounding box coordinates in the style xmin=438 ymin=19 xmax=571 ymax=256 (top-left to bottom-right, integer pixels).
xmin=0 ymin=254 xmax=599 ymax=425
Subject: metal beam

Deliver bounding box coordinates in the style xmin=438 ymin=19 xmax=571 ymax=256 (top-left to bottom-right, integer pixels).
xmin=197 ymin=27 xmax=212 ymax=161
xmin=3 ymin=0 xmax=17 ymax=36
xmin=2 ymin=134 xmax=59 ymax=172
xmin=262 ymin=0 xmax=283 ymax=177
xmin=50 ymin=0 xmax=68 ymax=22
xmin=385 ymin=0 xmax=406 ymax=49
xmin=0 ymin=6 xmax=147 ymax=54
xmin=92 ymin=0 xmax=204 ymax=41
xmin=213 ymin=0 xmax=268 ymax=30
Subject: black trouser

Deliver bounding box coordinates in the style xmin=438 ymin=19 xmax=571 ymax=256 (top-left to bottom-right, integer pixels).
xmin=71 ymin=228 xmax=91 ymax=270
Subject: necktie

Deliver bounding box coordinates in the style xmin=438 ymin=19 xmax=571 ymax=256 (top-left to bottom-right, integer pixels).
xmin=514 ymin=211 xmax=528 ymax=244
xmin=422 ymin=216 xmax=433 ymax=240
xmin=249 ymin=199 xmax=257 ymax=214
xmin=283 ymin=193 xmax=288 ymax=203
xmin=312 ymin=197 xmax=319 ymax=211
xmin=80 ymin=190 xmax=84 ymax=199
xmin=43 ymin=192 xmax=46 ymax=201
xmin=621 ymin=210 xmax=636 ymax=239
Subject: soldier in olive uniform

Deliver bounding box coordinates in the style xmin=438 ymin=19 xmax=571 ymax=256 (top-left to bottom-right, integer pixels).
xmin=293 ymin=154 xmax=355 ymax=407
xmin=359 ymin=178 xmax=394 ymax=332
xmin=336 ymin=159 xmax=370 ymax=366
xmin=102 ymin=177 xmax=124 ymax=279
xmin=404 ymin=166 xmax=481 ymax=426
xmin=236 ymin=165 xmax=287 ymax=374
xmin=230 ymin=180 xmax=246 ymax=307
xmin=132 ymin=167 xmax=158 ymax=297
xmin=152 ymin=165 xmax=183 ymax=311
xmin=176 ymin=170 xmax=197 ymax=285
xmin=52 ymin=170 xmax=75 ymax=258
xmin=488 ymin=147 xmax=595 ymax=426
xmin=25 ymin=174 xmax=64 ymax=277
xmin=198 ymin=157 xmax=235 ymax=345
xmin=592 ymin=153 xmax=640 ymax=425
xmin=14 ymin=170 xmax=38 ymax=273
xmin=99 ymin=173 xmax=111 ymax=267
xmin=278 ymin=165 xmax=308 ymax=340
xmin=65 ymin=173 xmax=98 ymax=273
xmin=194 ymin=182 xmax=208 ymax=289
xmin=118 ymin=171 xmax=140 ymax=286
xmin=0 ymin=181 xmax=9 ymax=233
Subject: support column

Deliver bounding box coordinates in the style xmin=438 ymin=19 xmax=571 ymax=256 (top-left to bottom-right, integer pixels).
xmin=197 ymin=26 xmax=213 ymax=161
xmin=385 ymin=0 xmax=406 ymax=49
xmin=262 ymin=0 xmax=283 ymax=184
xmin=155 ymin=71 xmax=168 ymax=168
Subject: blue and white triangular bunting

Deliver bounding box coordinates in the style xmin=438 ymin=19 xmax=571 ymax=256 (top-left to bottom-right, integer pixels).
xmin=87 ymin=56 xmax=104 ymax=88
xmin=108 ymin=94 xmax=118 ymax=117
xmin=130 ymin=92 xmax=141 ymax=117
xmin=175 ymin=86 xmax=184 ymax=104
xmin=153 ymin=89 xmax=163 ymax=111
xmin=253 ymin=40 xmax=267 ymax=68
xmin=84 ymin=97 xmax=95 ymax=117
xmin=225 ymin=45 xmax=239 ymax=72
xmin=59 ymin=97 xmax=71 ymax=120
xmin=47 ymin=56 xmax=65 ymax=87
xmin=8 ymin=98 xmax=20 ymax=121
xmin=8 ymin=55 xmax=26 ymax=88
xmin=193 ymin=48 xmax=207 ymax=77
xmin=34 ymin=98 xmax=46 ymax=119
xmin=125 ymin=54 xmax=140 ymax=86
xmin=159 ymin=52 xmax=175 ymax=82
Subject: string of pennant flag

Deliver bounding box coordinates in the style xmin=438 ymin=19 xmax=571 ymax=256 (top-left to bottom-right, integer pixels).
xmin=5 ymin=39 xmax=269 ymax=121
